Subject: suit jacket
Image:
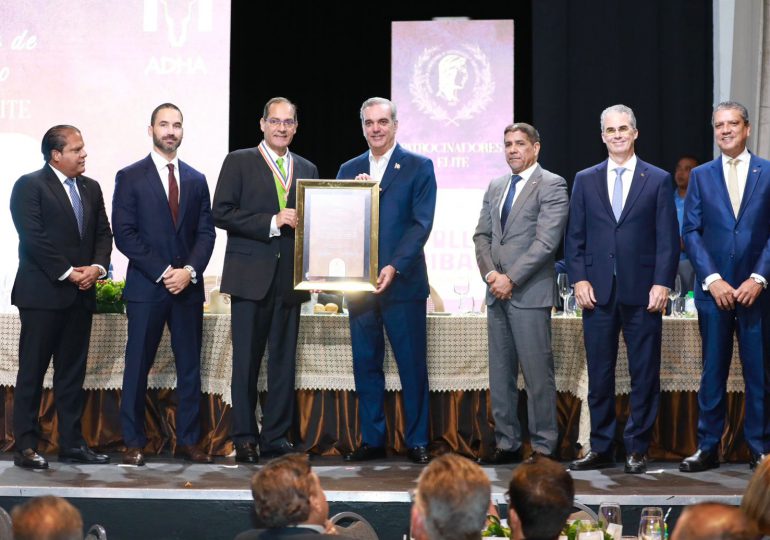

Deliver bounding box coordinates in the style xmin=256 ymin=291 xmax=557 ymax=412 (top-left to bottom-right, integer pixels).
xmin=565 ymin=157 xmax=679 ymax=306
xmin=683 ymin=153 xmax=770 ymax=301
xmin=112 ymin=154 xmax=215 ymax=304
xmin=10 ymin=165 xmax=112 ymax=310
xmin=212 ymin=147 xmax=318 ymax=303
xmin=234 ymin=527 xmax=349 ymax=540
xmin=473 ymin=165 xmax=569 ymax=308
xmin=336 ymin=143 xmax=436 ymax=303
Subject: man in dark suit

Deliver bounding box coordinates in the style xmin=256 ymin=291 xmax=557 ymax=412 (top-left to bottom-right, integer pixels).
xmin=10 ymin=125 xmax=113 ymax=469
xmin=213 ymin=97 xmax=318 ymax=463
xmin=680 ymin=101 xmax=770 ymax=472
xmin=337 ymin=97 xmax=437 ymax=464
xmin=235 ymin=454 xmax=349 ymax=539
xmin=112 ymin=103 xmax=215 ymax=466
xmin=565 ymin=104 xmax=679 ymax=474
xmin=473 ymin=123 xmax=569 ymax=464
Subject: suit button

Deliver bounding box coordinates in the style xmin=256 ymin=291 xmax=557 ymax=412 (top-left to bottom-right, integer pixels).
xmin=500 ymin=241 xmax=505 ymax=245
xmin=276 ymin=253 xmax=281 ymax=259
xmin=609 ymin=254 xmax=614 ymax=258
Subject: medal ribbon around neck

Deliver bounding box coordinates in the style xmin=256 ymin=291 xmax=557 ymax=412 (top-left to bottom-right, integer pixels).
xmin=258 ymin=141 xmax=294 ymax=194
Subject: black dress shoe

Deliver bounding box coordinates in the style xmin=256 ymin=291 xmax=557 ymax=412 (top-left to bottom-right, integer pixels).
xmin=407 ymin=446 xmax=431 ymax=464
xmin=59 ymin=445 xmax=110 ymax=464
xmin=525 ymin=450 xmax=557 ymax=463
xmin=625 ymin=453 xmax=647 ymax=474
xmin=750 ymin=452 xmax=766 ymax=471
xmin=569 ymin=451 xmax=614 ymax=470
xmin=235 ymin=442 xmax=259 ymax=464
xmin=479 ymin=447 xmax=522 ymax=465
xmin=679 ymin=448 xmax=719 ymax=472
xmin=260 ymin=440 xmax=297 ymax=459
xmin=343 ymin=444 xmax=386 ymax=462
xmin=14 ymin=448 xmax=48 ymax=470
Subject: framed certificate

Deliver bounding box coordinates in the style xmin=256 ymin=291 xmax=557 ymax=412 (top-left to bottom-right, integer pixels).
xmin=294 ymin=179 xmax=380 ymax=291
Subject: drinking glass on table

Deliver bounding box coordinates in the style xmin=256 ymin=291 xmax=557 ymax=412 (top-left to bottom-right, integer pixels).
xmin=453 ymin=272 xmax=470 ymax=314
xmin=599 ymin=502 xmax=622 ymax=529
xmin=668 ymin=275 xmax=682 ymax=316
xmin=557 ymin=273 xmax=572 ymax=317
xmin=638 ymin=514 xmax=664 ymax=540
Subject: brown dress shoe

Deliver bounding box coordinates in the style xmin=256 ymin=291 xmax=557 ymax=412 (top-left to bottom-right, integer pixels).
xmin=176 ymin=445 xmax=214 ymax=464
xmin=123 ymin=447 xmax=145 ymax=466
xmin=14 ymin=448 xmax=49 ymax=470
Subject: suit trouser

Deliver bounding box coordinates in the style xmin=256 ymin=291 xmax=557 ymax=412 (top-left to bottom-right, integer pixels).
xmin=120 ymin=298 xmax=203 ymax=448
xmin=487 ymin=300 xmax=557 ymax=454
xmin=583 ymin=282 xmax=662 ymax=455
xmin=348 ymin=296 xmax=430 ymax=448
xmin=229 ymin=291 xmax=300 ymax=447
xmin=695 ymin=298 xmax=770 ymax=455
xmin=14 ymin=300 xmax=91 ymax=451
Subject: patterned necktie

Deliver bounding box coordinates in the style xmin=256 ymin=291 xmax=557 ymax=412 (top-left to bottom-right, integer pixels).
xmin=275 ymin=157 xmax=287 ymax=210
xmin=727 ymin=158 xmax=740 ymax=216
xmin=611 ymin=167 xmax=626 ymax=221
xmin=168 ymin=163 xmax=179 ymax=225
xmin=64 ymin=178 xmax=84 ymax=238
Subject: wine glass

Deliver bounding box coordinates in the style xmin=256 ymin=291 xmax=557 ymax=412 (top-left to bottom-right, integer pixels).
xmin=557 ymin=273 xmax=572 ymax=317
xmin=453 ymin=272 xmax=470 ymax=314
xmin=668 ymin=275 xmax=682 ymax=316
xmin=638 ymin=514 xmax=663 ymax=540
xmin=599 ymin=502 xmax=622 ymax=530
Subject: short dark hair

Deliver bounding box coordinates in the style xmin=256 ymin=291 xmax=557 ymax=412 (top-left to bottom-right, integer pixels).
xmin=262 ymin=97 xmax=297 ymax=121
xmin=508 ymin=456 xmax=575 ymax=540
xmin=504 ymin=122 xmax=540 ymax=144
xmin=713 ymin=101 xmax=750 ymax=126
xmin=150 ymin=102 xmax=183 ymax=126
xmin=41 ymin=125 xmax=79 ymax=162
xmin=11 ymin=495 xmax=83 ymax=540
xmin=250 ymin=454 xmax=314 ymax=528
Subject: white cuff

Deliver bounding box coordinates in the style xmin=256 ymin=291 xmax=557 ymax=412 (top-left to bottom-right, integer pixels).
xmin=702 ymin=273 xmax=721 ymax=291
xmin=270 ymin=215 xmax=281 ymax=237
xmin=59 ymin=267 xmax=74 ymax=281
xmin=157 ymin=265 xmax=172 ymax=283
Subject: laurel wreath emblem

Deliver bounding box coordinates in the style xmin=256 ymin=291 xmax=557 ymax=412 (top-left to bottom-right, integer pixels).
xmin=410 ymin=44 xmax=495 ymax=126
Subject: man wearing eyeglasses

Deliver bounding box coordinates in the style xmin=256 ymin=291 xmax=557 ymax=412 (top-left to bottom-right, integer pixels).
xmin=212 ymin=97 xmax=319 ymax=463
xmin=565 ymin=104 xmax=678 ymax=474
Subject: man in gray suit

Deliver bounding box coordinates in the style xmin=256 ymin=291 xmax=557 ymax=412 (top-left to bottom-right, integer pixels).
xmin=473 ymin=123 xmax=569 ymax=464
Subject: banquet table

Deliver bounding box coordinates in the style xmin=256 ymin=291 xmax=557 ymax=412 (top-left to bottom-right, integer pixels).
xmin=0 ymin=313 xmax=748 ymax=458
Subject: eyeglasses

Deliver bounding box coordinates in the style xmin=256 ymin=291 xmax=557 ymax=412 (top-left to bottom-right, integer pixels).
xmin=265 ymin=118 xmax=297 ymax=128
xmin=603 ymin=125 xmax=634 ymax=136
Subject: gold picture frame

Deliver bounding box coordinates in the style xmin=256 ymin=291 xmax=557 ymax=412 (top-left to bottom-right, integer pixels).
xmin=294 ymin=179 xmax=380 ymax=291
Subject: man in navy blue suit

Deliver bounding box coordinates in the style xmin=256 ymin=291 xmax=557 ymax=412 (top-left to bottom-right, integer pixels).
xmin=112 ymin=103 xmax=215 ymax=466
xmin=680 ymin=102 xmax=770 ymax=472
xmin=565 ymin=104 xmax=679 ymax=474
xmin=337 ymin=97 xmax=437 ymax=464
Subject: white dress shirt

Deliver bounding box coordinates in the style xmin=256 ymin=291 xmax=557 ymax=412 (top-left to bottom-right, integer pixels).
xmin=264 ymin=141 xmax=292 ymax=238
xmin=368 ymin=143 xmax=397 ymax=182
xmin=498 ymin=161 xmax=539 ymax=216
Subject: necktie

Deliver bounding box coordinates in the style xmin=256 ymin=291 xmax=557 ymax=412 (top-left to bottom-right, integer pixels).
xmin=168 ymin=163 xmax=179 ymax=225
xmin=500 ymin=174 xmax=522 ymax=229
xmin=274 ymin=157 xmax=287 ymax=210
xmin=64 ymin=178 xmax=84 ymax=238
xmin=611 ymin=167 xmax=626 ymax=221
xmin=727 ymin=158 xmax=740 ymax=217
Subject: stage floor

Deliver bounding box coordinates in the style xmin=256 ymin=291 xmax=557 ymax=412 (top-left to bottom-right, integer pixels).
xmin=0 ymin=454 xmax=749 ymax=506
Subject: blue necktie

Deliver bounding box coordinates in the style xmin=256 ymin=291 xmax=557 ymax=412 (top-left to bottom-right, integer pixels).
xmin=611 ymin=167 xmax=626 ymax=221
xmin=500 ymin=174 xmax=522 ymax=229
xmin=65 ymin=178 xmax=84 ymax=238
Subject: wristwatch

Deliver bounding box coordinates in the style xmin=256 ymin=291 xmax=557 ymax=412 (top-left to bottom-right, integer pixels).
xmin=751 ymin=275 xmax=767 ymax=289
xmin=184 ymin=265 xmax=197 ymax=284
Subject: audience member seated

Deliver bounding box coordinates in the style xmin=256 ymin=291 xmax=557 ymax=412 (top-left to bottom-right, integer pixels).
xmin=507 ymin=454 xmax=574 ymax=540
xmin=741 ymin=458 xmax=770 ymax=537
xmin=12 ymin=495 xmax=83 ymax=540
xmin=410 ymin=453 xmax=491 ymax=540
xmin=235 ymin=454 xmax=349 ymax=539
xmin=671 ymin=503 xmax=754 ymax=540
